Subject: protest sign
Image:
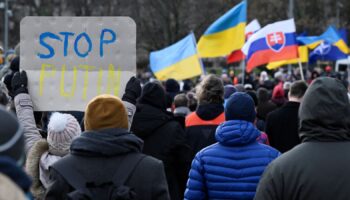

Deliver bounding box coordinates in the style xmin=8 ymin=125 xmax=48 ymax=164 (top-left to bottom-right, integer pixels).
xmin=20 ymin=17 xmax=136 ymax=111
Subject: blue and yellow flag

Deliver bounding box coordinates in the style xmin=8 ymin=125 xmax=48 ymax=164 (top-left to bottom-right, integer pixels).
xmin=150 ymin=33 xmax=203 ymax=81
xmin=309 ymin=41 xmax=348 ymax=64
xmin=197 ymin=0 xmax=246 ymax=58
xmin=297 ymin=26 xmax=349 ymax=53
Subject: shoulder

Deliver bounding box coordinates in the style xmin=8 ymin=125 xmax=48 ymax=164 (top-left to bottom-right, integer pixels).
xmin=258 ymin=143 xmax=281 ymax=158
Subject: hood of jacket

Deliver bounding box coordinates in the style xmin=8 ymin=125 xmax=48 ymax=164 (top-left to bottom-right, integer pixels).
xmin=70 ymin=128 xmax=143 ymax=157
xmin=131 ymin=104 xmax=173 ymax=138
xmin=299 ymin=77 xmax=350 ymax=142
xmin=215 ymin=120 xmax=260 ymax=146
xmin=0 ymin=157 xmax=32 ymax=193
xmin=196 ymin=104 xmax=224 ymax=120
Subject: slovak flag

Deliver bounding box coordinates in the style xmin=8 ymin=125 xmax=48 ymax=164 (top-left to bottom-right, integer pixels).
xmin=227 ymin=19 xmax=261 ymax=64
xmin=242 ymin=19 xmax=298 ymax=72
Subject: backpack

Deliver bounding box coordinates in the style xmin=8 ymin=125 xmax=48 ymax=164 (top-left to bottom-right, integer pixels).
xmin=53 ymin=154 xmax=146 ymax=200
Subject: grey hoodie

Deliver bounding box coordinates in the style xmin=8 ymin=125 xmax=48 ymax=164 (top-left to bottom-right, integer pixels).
xmin=255 ymin=77 xmax=350 ymax=200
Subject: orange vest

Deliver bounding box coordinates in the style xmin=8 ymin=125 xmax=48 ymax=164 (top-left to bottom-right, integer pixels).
xmin=185 ymin=112 xmax=225 ymax=127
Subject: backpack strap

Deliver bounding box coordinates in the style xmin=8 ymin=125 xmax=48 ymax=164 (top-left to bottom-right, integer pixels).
xmin=111 ymin=153 xmax=146 ymax=186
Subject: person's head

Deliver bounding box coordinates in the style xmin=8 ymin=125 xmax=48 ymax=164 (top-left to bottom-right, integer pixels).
xmin=288 ymin=81 xmax=308 ymax=102
xmin=246 ymin=91 xmax=258 ymax=108
xmin=174 ymin=93 xmax=188 ymax=108
xmin=139 ymin=82 xmax=167 ymax=110
xmin=299 ymin=77 xmax=350 ymax=141
xmin=257 ymin=87 xmax=270 ymax=103
xmin=187 ymin=91 xmax=197 ymax=111
xmin=196 ymin=75 xmax=224 ymax=105
xmin=84 ymin=94 xmax=129 ymax=131
xmin=47 ymin=112 xmax=81 ymax=156
xmin=224 ymin=85 xmax=237 ymax=100
xmin=9 ymin=56 xmax=19 ymax=72
xmin=0 ymin=106 xmax=25 ymax=166
xmin=234 ymin=84 xmax=245 ymax=92
xmin=225 ymin=92 xmax=256 ymax=123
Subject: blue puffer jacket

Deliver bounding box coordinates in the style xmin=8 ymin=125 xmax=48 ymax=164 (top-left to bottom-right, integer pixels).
xmin=184 ymin=120 xmax=280 ymax=200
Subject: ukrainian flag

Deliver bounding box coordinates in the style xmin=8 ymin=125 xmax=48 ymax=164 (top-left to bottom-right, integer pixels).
xmin=197 ymin=0 xmax=246 ymax=58
xmin=267 ymin=46 xmax=308 ymax=70
xmin=150 ymin=33 xmax=203 ymax=81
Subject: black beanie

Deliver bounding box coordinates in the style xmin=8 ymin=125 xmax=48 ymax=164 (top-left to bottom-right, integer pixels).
xmin=9 ymin=56 xmax=20 ymax=72
xmin=139 ymin=82 xmax=167 ymax=109
xmin=225 ymin=92 xmax=256 ymax=123
xmin=0 ymin=106 xmax=24 ymax=165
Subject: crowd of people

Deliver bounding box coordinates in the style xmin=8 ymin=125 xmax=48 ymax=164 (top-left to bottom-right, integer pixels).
xmin=0 ymin=55 xmax=350 ymax=200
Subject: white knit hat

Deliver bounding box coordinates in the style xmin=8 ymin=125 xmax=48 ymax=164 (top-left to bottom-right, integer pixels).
xmin=47 ymin=112 xmax=81 ymax=156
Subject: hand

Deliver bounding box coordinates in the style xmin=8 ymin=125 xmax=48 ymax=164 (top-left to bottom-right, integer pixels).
xmin=11 ymin=71 xmax=28 ymax=97
xmin=122 ymin=77 xmax=141 ymax=105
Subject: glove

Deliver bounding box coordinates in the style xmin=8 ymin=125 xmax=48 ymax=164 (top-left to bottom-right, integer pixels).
xmin=11 ymin=71 xmax=28 ymax=97
xmin=122 ymin=77 xmax=141 ymax=105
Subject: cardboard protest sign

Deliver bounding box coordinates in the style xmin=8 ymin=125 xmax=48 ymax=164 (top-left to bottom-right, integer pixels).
xmin=20 ymin=17 xmax=136 ymax=111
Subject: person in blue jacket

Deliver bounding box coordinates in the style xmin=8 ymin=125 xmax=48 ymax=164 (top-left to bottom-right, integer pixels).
xmin=184 ymin=92 xmax=280 ymax=200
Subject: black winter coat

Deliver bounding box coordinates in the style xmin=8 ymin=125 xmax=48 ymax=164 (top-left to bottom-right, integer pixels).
xmin=131 ymin=104 xmax=191 ymax=200
xmin=45 ymin=128 xmax=170 ymax=200
xmin=265 ymin=101 xmax=301 ymax=153
xmin=185 ymin=104 xmax=225 ymax=158
xmin=255 ymin=77 xmax=350 ymax=200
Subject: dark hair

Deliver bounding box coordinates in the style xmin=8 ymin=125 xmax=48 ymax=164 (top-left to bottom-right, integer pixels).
xmin=246 ymin=91 xmax=258 ymax=106
xmin=257 ymin=87 xmax=270 ymax=103
xmin=289 ymin=81 xmax=308 ymax=99
xmin=174 ymin=93 xmax=188 ymax=108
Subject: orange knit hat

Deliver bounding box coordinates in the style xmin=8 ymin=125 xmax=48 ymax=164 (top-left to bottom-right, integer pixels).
xmin=84 ymin=94 xmax=128 ymax=131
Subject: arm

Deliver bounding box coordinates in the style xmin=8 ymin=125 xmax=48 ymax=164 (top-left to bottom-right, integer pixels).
xmin=184 ymin=154 xmax=207 ymax=200
xmin=121 ymin=77 xmax=141 ymax=130
xmin=13 ymin=71 xmax=42 ymax=153
xmin=122 ymin=101 xmax=136 ymax=130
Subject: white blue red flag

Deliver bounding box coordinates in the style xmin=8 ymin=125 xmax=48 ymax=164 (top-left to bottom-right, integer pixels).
xmin=242 ymin=19 xmax=298 ymax=72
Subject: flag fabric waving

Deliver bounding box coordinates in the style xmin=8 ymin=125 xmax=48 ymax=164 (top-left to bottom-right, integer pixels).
xmin=242 ymin=19 xmax=299 ymax=72
xmin=197 ymin=0 xmax=246 ymax=58
xmin=150 ymin=33 xmax=203 ymax=81
xmin=297 ymin=26 xmax=349 ymax=53
xmin=309 ymin=41 xmax=348 ymax=64
xmin=266 ymin=46 xmax=308 ymax=70
xmin=227 ymin=19 xmax=261 ymax=64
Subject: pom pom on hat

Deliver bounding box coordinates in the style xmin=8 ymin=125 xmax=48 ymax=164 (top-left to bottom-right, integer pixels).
xmin=47 ymin=112 xmax=81 ymax=156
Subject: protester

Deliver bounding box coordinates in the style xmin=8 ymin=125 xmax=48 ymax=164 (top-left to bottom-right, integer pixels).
xmin=185 ymin=92 xmax=280 ymax=200
xmin=131 ymin=82 xmax=191 ymax=200
xmin=265 ymin=80 xmax=308 ymax=153
xmin=25 ymin=112 xmax=81 ymax=200
xmin=185 ymin=75 xmax=225 ymax=157
xmin=246 ymin=90 xmax=269 ymax=145
xmin=173 ymin=93 xmax=191 ymax=118
xmin=2 ymin=56 xmax=19 ymax=97
xmin=271 ymin=81 xmax=286 ymax=107
xmin=223 ymin=84 xmax=237 ymax=107
xmin=46 ymin=94 xmax=170 ymax=200
xmin=256 ymin=88 xmax=277 ymax=121
xmin=0 ymin=106 xmax=33 ymax=199
xmin=255 ymin=77 xmax=350 ymax=200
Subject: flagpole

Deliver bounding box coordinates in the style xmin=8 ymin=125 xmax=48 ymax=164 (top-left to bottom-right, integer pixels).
xmin=298 ymin=60 xmax=305 ymax=81
xmin=241 ymin=59 xmax=245 ymax=84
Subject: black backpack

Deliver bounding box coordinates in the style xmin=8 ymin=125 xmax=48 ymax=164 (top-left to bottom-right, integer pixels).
xmin=53 ymin=154 xmax=146 ymax=200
